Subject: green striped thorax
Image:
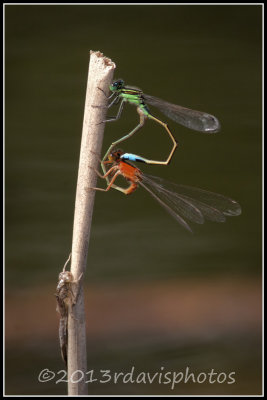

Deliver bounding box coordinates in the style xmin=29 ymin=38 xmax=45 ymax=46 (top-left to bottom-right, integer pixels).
xmin=109 ymin=79 xmax=150 ymax=116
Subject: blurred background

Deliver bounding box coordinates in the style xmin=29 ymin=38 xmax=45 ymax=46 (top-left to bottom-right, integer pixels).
xmin=5 ymin=4 xmax=262 ymax=396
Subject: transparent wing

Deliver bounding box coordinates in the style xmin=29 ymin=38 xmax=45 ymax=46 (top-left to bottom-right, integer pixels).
xmin=139 ymin=174 xmax=241 ymax=231
xmin=143 ymin=94 xmax=220 ymax=133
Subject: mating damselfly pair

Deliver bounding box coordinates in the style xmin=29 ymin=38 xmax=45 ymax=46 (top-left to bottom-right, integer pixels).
xmin=89 ymin=80 xmax=241 ymax=232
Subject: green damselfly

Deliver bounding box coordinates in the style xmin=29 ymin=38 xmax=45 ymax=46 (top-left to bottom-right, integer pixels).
xmin=99 ymin=79 xmax=221 ymax=174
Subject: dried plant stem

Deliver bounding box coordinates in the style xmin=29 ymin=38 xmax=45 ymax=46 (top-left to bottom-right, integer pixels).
xmin=68 ymin=51 xmax=116 ymax=395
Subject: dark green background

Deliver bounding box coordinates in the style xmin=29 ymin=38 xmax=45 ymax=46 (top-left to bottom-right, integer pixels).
xmin=5 ymin=4 xmax=262 ymax=395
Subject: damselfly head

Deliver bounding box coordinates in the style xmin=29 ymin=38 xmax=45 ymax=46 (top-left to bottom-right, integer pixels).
xmin=104 ymin=149 xmax=124 ymax=164
xmin=58 ymin=271 xmax=74 ymax=284
xmin=110 ymin=79 xmax=125 ymax=92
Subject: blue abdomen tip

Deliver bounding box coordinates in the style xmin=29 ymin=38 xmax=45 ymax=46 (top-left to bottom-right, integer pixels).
xmin=121 ymin=153 xmax=145 ymax=163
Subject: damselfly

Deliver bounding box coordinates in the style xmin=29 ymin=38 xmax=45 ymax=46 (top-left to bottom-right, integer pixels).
xmin=99 ymin=80 xmax=220 ymax=176
xmin=55 ymin=254 xmax=83 ymax=366
xmin=89 ymin=150 xmax=241 ymax=233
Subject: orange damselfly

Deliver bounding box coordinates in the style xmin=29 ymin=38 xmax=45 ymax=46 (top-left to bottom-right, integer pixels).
xmin=89 ymin=150 xmax=241 ymax=232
